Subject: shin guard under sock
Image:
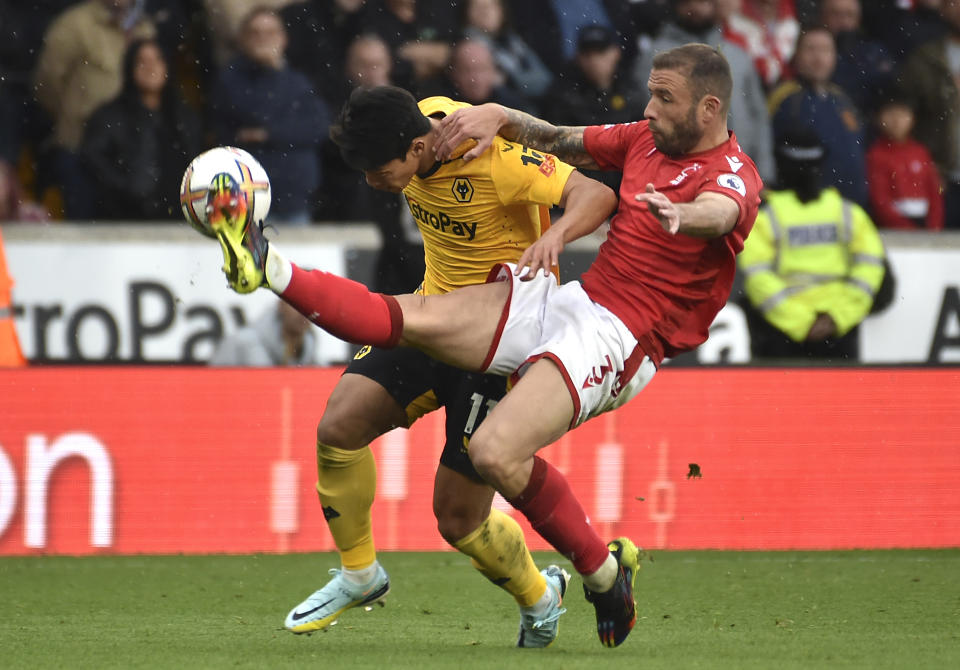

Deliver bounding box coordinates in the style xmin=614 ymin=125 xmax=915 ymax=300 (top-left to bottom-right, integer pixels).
xmin=507 ymin=456 xmax=610 ymax=576
xmin=315 ymin=443 xmax=377 ymax=570
xmin=454 ymin=508 xmax=546 ymax=607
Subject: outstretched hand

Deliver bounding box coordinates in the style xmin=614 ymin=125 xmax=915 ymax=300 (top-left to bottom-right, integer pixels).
xmin=435 ymin=104 xmax=504 ymax=162
xmin=515 ymin=226 xmax=564 ymax=281
xmin=635 ymin=183 xmax=680 ymax=234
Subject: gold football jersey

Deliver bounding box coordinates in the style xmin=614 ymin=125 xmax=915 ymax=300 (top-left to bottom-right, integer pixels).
xmin=405 ymin=97 xmax=575 ymax=295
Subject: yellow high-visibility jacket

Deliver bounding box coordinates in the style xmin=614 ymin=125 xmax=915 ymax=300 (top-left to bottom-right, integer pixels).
xmin=739 ymin=188 xmax=886 ymax=341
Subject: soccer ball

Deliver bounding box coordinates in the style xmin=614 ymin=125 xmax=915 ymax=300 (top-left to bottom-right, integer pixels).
xmin=179 ymin=146 xmax=271 ymax=238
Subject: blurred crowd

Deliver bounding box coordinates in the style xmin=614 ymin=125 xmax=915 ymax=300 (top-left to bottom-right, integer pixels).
xmin=2 ymin=0 xmax=956 ymax=365
xmin=1 ymin=0 xmax=957 ymax=233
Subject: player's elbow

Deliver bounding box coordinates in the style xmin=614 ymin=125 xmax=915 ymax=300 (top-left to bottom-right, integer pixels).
xmin=598 ymin=183 xmax=618 ymax=218
xmin=568 ymin=175 xmax=618 ymax=220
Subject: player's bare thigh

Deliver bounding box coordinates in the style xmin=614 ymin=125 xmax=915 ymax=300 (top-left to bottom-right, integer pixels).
xmin=395 ymin=280 xmax=510 ymax=371
xmin=316 ymin=373 xmax=408 ymax=450
xmin=468 ymin=358 xmax=575 ymax=498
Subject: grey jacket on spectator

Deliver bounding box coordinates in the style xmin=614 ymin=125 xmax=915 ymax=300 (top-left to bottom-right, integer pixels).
xmin=209 ymin=307 xmax=320 ymax=367
xmin=464 ymin=27 xmax=553 ymax=98
xmin=633 ymin=22 xmax=775 ymax=183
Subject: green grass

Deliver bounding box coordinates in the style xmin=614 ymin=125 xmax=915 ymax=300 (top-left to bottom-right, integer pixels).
xmin=1 ymin=550 xmax=958 ymax=669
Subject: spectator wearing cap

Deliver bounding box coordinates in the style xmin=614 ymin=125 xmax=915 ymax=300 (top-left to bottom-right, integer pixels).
xmin=768 ymin=25 xmax=868 ymax=206
xmin=633 ymin=0 xmax=775 ymax=183
xmin=540 ymin=24 xmax=645 ymax=192
xmin=739 ymin=128 xmax=887 ymax=361
xmin=866 ymin=94 xmax=944 ymax=231
xmin=508 ymin=0 xmax=638 ymax=78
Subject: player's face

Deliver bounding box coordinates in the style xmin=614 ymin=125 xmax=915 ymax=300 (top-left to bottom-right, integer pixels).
xmin=644 ymin=69 xmax=703 ymax=156
xmin=364 ymin=152 xmax=419 ymax=193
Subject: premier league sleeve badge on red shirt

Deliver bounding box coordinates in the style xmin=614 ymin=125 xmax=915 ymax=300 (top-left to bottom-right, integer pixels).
xmin=717 ymin=173 xmax=746 ymax=197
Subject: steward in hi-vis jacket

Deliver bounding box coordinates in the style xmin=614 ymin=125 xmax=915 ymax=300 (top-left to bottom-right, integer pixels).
xmin=739 ymin=129 xmax=886 ymax=359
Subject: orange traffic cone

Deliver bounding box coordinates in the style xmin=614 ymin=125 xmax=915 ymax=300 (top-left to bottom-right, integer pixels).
xmin=0 ymin=228 xmax=27 ymax=367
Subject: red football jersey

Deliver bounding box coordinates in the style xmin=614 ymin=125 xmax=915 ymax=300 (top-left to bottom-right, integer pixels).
xmin=581 ymin=121 xmax=762 ymax=365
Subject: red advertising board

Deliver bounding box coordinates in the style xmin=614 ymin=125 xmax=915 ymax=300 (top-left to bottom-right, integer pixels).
xmin=1 ymin=367 xmax=958 ymax=555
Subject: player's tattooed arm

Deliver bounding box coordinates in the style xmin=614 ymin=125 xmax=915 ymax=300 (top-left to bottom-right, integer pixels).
xmin=435 ymin=103 xmax=599 ymax=169
xmin=500 ymin=109 xmax=599 ymax=170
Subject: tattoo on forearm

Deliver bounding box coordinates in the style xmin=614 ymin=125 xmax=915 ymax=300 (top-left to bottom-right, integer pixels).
xmin=503 ymin=110 xmax=597 ymax=169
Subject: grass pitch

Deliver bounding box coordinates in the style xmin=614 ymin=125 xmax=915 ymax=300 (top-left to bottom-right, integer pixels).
xmin=1 ymin=550 xmax=958 ymax=669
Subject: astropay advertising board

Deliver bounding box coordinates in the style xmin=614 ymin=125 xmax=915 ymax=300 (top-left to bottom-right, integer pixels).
xmin=860 ymin=247 xmax=960 ymax=363
xmin=3 ymin=225 xmax=959 ymax=364
xmin=3 ymin=230 xmax=348 ymax=364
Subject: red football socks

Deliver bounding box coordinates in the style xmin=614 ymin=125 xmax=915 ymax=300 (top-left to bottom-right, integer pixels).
xmin=280 ymin=264 xmax=403 ymax=348
xmin=508 ymin=456 xmax=610 ymax=576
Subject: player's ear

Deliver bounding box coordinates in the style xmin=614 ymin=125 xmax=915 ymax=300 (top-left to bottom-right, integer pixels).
xmin=700 ymin=95 xmax=722 ymax=124
xmin=410 ymin=138 xmax=427 ymax=160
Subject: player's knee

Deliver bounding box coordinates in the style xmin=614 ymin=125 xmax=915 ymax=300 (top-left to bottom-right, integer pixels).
xmin=316 ymin=415 xmax=363 ymax=451
xmin=434 ymin=502 xmax=485 ymax=545
xmin=467 ymin=427 xmax=514 ymax=488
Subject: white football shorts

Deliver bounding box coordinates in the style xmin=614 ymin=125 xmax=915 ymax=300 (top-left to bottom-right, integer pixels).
xmin=480 ymin=263 xmax=657 ymax=428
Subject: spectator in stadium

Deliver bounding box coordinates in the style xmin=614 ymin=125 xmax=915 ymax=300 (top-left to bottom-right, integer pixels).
xmin=461 ymin=0 xmax=553 ymax=99
xmin=820 ymin=0 xmax=897 ymax=114
xmin=863 ymin=0 xmax=948 ymax=61
xmin=0 ymin=0 xmax=75 ymax=170
xmin=508 ymin=0 xmax=639 ymax=78
xmin=723 ymin=0 xmax=799 ymax=89
xmin=210 ymin=7 xmax=329 ymax=225
xmin=320 ymin=34 xmax=426 ymax=294
xmin=897 ymin=0 xmax=960 ymax=228
xmin=81 ymin=39 xmax=202 ymax=221
xmin=32 ymin=0 xmax=156 ymax=219
xmin=420 ymin=39 xmax=533 ymax=112
xmin=629 ymin=0 xmax=673 ymax=39
xmin=634 ymin=0 xmax=775 ymax=182
xmin=202 ymin=0 xmax=299 ymax=65
xmin=546 ymin=25 xmax=645 ymax=127
xmin=739 ymin=129 xmax=886 ymax=360
xmin=209 ymin=299 xmax=321 ymax=367
xmin=280 ymin=0 xmax=367 ymax=98
xmin=541 ymin=25 xmax=645 ymax=192
xmin=867 ymin=94 xmax=944 ymax=231
xmin=364 ymin=0 xmax=456 ymax=89
xmin=768 ymin=26 xmax=868 ymax=206
xmin=0 ymin=162 xmax=49 ymax=223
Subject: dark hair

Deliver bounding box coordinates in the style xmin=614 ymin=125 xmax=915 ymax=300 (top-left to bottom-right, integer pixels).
xmin=118 ymin=39 xmax=179 ymax=123
xmin=651 ymin=43 xmax=732 ymax=112
xmin=793 ymin=24 xmax=834 ymax=55
xmin=330 ymin=85 xmax=432 ymax=170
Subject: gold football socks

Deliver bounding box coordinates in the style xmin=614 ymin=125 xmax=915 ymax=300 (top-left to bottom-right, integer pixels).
xmin=316 ymin=443 xmax=377 ymax=570
xmin=455 ymin=508 xmax=546 ymax=607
